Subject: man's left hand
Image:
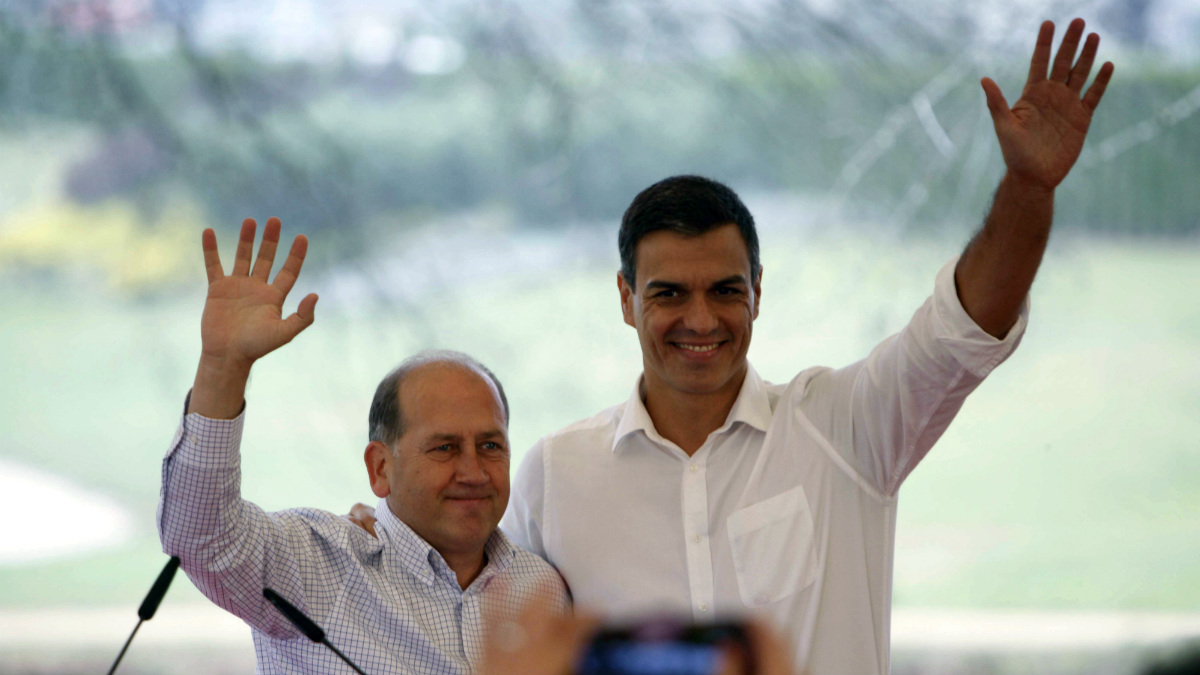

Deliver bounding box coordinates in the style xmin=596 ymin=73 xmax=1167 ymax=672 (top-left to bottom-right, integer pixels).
xmin=982 ymin=18 xmax=1114 ymax=192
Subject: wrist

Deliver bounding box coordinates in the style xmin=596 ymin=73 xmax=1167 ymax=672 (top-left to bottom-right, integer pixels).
xmin=196 ymin=352 xmax=254 ymax=380
xmin=1001 ymin=171 xmax=1056 ymax=198
xmin=189 ymin=354 xmax=253 ymax=419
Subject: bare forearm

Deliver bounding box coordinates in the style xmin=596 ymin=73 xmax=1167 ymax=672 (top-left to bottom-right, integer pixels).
xmin=187 ymin=355 xmax=253 ymax=419
xmin=955 ymin=172 xmax=1054 ymax=338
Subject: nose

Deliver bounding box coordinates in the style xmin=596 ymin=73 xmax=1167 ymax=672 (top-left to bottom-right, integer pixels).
xmin=454 ymin=449 xmax=488 ymax=485
xmin=681 ymin=296 xmax=719 ymax=334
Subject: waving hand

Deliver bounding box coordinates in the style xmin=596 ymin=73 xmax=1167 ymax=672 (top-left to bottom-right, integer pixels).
xmin=981 ymin=19 xmax=1114 ymax=191
xmin=955 ymin=19 xmax=1115 ymax=339
xmin=189 ymin=217 xmax=318 ymax=418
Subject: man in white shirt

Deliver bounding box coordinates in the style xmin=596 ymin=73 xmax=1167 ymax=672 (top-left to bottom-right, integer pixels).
xmin=352 ymin=18 xmax=1114 ymax=675
xmin=158 ymin=221 xmax=568 ymax=674
xmin=496 ymin=18 xmax=1113 ymax=675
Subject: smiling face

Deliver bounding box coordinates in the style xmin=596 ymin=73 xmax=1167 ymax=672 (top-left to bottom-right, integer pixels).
xmin=366 ymin=363 xmax=510 ymax=562
xmin=619 ymin=224 xmax=761 ymax=403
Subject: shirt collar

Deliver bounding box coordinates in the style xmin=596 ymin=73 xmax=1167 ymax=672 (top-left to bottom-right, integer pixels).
xmin=373 ymin=498 xmax=516 ymax=587
xmin=611 ymin=363 xmax=773 ymax=453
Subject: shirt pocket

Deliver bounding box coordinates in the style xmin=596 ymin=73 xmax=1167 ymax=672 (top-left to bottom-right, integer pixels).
xmin=726 ymin=485 xmax=819 ymax=608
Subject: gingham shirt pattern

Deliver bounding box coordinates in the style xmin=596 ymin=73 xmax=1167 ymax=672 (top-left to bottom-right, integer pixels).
xmin=157 ymin=405 xmax=569 ymax=675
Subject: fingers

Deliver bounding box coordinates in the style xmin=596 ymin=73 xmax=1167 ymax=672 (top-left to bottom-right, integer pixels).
xmin=231 ymin=218 xmax=256 ymax=276
xmin=981 ymin=77 xmax=1011 ymax=121
xmin=1082 ymin=61 xmax=1115 ymax=111
xmin=1025 ymin=20 xmax=1054 ymax=87
xmin=272 ymin=234 xmax=310 ymax=296
xmin=481 ymin=581 xmax=599 ymax=675
xmin=1067 ymin=32 xmax=1100 ymax=92
xmin=742 ymin=620 xmax=796 ymax=675
xmin=1049 ymin=18 xmax=1086 ymax=82
xmin=281 ymin=293 xmax=318 ymax=340
xmin=251 ymin=217 xmax=283 ymax=281
xmin=201 ymin=228 xmax=224 ymax=284
xmin=348 ymin=503 xmax=378 ymax=538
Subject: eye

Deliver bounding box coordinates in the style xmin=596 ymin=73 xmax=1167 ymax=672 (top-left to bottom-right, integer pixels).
xmin=714 ymin=286 xmax=744 ymax=297
xmin=430 ymin=443 xmax=454 ymax=453
xmin=480 ymin=441 xmax=508 ymax=454
xmin=653 ymin=289 xmax=677 ymax=299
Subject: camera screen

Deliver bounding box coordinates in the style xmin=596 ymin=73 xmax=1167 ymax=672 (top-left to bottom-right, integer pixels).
xmin=577 ymin=622 xmax=748 ymax=675
xmin=579 ymin=640 xmax=721 ymax=675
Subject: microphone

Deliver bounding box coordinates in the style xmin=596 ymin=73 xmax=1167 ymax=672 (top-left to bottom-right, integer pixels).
xmin=106 ymin=556 xmax=182 ymax=675
xmin=263 ymin=588 xmax=370 ymax=675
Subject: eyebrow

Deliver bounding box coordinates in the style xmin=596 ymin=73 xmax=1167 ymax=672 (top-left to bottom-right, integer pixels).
xmin=422 ymin=430 xmax=507 ymax=444
xmin=710 ymin=275 xmax=749 ymax=288
xmin=643 ymin=275 xmax=748 ymax=292
xmin=424 ymin=433 xmax=463 ymax=444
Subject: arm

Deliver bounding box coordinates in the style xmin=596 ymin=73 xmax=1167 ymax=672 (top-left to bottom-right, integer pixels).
xmin=796 ymin=22 xmax=1117 ymax=496
xmin=500 ymin=440 xmax=549 ymax=559
xmin=956 ymin=18 xmax=1114 ymax=338
xmin=799 ymin=257 xmax=1026 ymax=498
xmin=189 ymin=217 xmax=317 ymax=418
xmin=158 ymin=218 xmax=319 ymax=637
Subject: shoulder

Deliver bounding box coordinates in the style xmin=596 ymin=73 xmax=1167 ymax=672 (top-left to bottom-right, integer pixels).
xmin=758 ymin=365 xmax=836 ymax=410
xmin=503 ymin=546 xmax=571 ymax=609
xmin=509 ymin=544 xmax=564 ymax=581
xmin=784 ymin=365 xmax=837 ymax=401
xmin=537 ymin=402 xmax=624 ymax=454
xmin=270 ymin=507 xmax=383 ymax=558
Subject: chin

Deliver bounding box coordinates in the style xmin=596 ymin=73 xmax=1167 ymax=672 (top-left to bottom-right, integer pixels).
xmin=666 ymin=371 xmax=736 ymax=395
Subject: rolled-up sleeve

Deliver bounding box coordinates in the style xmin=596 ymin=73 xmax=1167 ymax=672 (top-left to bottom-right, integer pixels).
xmin=930 ymin=256 xmax=1029 ymax=378
xmin=797 ymin=255 xmax=1029 ymax=498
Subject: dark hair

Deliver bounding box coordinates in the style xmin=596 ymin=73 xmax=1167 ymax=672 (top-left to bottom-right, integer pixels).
xmin=618 ymin=175 xmax=760 ymax=286
xmin=368 ymin=350 xmax=510 ymax=445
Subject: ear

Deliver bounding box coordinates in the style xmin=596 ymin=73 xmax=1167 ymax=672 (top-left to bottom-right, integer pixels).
xmin=752 ymin=266 xmax=763 ymax=320
xmin=365 ymin=441 xmax=393 ymax=498
xmin=618 ymin=272 xmax=636 ymax=328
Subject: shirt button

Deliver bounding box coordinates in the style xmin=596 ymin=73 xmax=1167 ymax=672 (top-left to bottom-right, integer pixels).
xmin=689 ymin=464 xmax=699 ymax=473
xmin=699 ymin=602 xmax=709 ymax=612
xmin=692 ymin=535 xmax=702 ymax=544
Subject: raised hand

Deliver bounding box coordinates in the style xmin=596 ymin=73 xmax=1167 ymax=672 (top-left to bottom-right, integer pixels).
xmin=199 ymin=217 xmax=318 ymax=370
xmin=981 ymin=19 xmax=1114 ymax=191
xmin=188 ymin=217 xmax=317 ymax=419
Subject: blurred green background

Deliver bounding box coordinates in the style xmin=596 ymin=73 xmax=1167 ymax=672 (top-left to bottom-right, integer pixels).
xmin=1 ymin=0 xmax=1198 ymax=672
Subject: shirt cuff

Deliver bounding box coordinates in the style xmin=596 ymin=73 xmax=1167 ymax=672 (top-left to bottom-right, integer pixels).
xmin=930 ymin=255 xmax=1029 ymax=379
xmin=165 ymin=392 xmax=246 ymax=470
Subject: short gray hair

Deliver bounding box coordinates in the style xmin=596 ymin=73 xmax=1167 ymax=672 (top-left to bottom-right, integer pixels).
xmin=368 ymin=350 xmax=510 ymax=445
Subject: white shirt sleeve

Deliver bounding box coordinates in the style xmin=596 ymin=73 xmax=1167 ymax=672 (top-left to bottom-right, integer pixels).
xmin=156 ymin=398 xmax=309 ymax=640
xmin=501 ymin=438 xmax=549 ymax=560
xmin=796 ymin=256 xmax=1028 ymax=498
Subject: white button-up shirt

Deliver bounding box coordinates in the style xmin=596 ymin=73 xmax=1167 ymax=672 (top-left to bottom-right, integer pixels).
xmin=158 ymin=407 xmax=569 ymax=675
xmin=501 ymin=257 xmax=1027 ymax=675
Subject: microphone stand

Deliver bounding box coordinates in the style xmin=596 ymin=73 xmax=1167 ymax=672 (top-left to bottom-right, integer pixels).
xmin=263 ymin=588 xmax=370 ymax=675
xmin=106 ymin=556 xmax=182 ymax=675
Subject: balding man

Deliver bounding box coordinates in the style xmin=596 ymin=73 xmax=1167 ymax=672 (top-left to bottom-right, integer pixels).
xmin=157 ymin=220 xmax=567 ymax=675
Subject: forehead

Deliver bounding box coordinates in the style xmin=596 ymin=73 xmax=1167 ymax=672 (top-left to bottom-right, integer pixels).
xmin=397 ymin=364 xmax=507 ymax=437
xmin=634 ymin=224 xmax=752 ymax=286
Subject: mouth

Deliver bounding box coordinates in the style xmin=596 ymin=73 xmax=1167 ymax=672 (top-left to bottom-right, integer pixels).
xmin=669 ymin=340 xmax=726 ymax=358
xmin=445 ymin=495 xmax=492 ymax=505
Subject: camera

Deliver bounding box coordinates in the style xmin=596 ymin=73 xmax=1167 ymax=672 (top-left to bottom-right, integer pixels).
xmin=578 ymin=620 xmax=752 ymax=675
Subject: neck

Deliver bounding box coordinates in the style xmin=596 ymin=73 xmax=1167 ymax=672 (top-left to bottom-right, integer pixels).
xmin=441 ymin=549 xmax=487 ymax=590
xmin=385 ymin=500 xmax=489 ymax=590
xmin=642 ymin=368 xmax=746 ymax=456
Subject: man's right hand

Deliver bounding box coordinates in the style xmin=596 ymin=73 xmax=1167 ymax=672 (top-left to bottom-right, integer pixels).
xmin=188 ymin=217 xmax=318 ymax=419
